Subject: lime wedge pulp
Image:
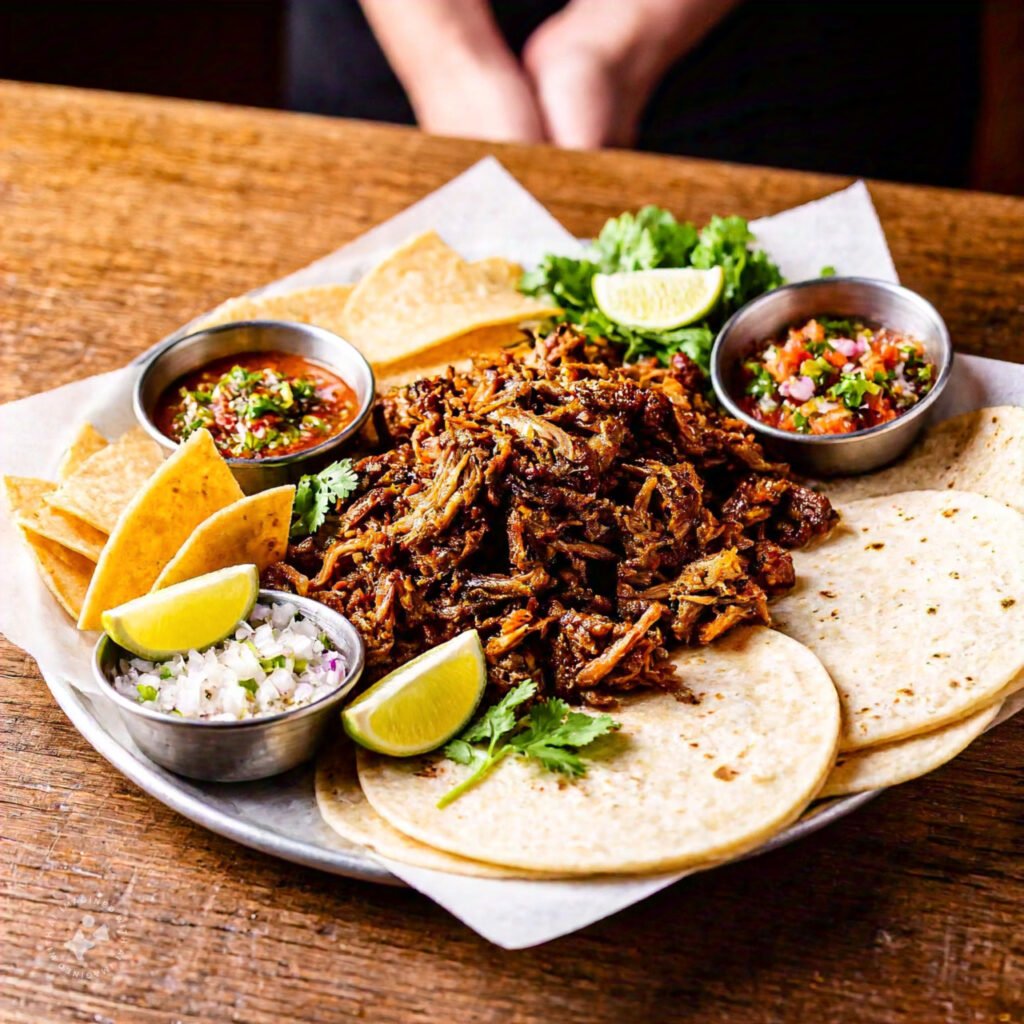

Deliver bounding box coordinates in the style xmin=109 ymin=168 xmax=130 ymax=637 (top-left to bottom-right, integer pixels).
xmin=592 ymin=266 xmax=725 ymax=330
xmin=101 ymin=564 xmax=259 ymax=660
xmin=342 ymin=629 xmax=487 ymax=757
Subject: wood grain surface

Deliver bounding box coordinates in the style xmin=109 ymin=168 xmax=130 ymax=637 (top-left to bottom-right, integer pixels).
xmin=1 ymin=81 xmax=1022 ymax=1024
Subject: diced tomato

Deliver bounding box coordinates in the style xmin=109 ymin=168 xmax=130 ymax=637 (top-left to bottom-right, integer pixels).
xmin=767 ymin=337 xmax=811 ymax=382
xmin=809 ymin=408 xmax=857 ymax=435
xmin=802 ymin=319 xmax=825 ymax=345
xmin=824 ymin=347 xmax=848 ymax=369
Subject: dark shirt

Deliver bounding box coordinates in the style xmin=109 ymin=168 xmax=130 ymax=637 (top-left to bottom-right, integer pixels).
xmin=285 ymin=0 xmax=980 ymax=187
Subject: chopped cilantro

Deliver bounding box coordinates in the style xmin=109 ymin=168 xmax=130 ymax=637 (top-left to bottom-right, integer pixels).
xmin=159 ymin=666 xmax=174 ymax=680
xmin=819 ymin=265 xmax=837 ymax=277
xmin=791 ymin=411 xmax=810 ymax=432
xmin=137 ymin=684 xmax=159 ymax=702
xmin=439 ymin=680 xmax=619 ymax=808
xmin=743 ymin=361 xmax=776 ymax=399
xmin=829 ymin=373 xmax=881 ymax=410
xmin=239 ymin=678 xmax=258 ymax=696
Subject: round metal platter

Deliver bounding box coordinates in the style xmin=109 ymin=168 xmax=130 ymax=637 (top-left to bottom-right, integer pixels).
xmin=43 ymin=322 xmax=880 ymax=887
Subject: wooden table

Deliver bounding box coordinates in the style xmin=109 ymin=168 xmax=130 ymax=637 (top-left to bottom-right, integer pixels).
xmin=1 ymin=81 xmax=1022 ymax=1024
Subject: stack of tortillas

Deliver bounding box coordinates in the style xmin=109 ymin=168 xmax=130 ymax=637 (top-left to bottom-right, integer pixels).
xmin=198 ymin=231 xmax=561 ymax=389
xmin=313 ymin=405 xmax=1024 ymax=878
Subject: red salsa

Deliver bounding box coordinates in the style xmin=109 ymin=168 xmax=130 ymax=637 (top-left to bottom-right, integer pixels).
xmin=739 ymin=317 xmax=936 ymax=435
xmin=155 ymin=351 xmax=359 ymax=459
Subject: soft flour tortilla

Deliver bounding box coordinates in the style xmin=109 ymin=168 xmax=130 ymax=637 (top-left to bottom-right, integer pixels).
xmin=316 ymin=741 xmax=554 ymax=878
xmin=57 ymin=423 xmax=108 ymax=481
xmin=825 ymin=406 xmax=1024 ymax=513
xmin=339 ymin=232 xmax=560 ymax=366
xmin=78 ymin=429 xmax=244 ymax=630
xmin=153 ymin=485 xmax=293 ymax=590
xmin=46 ymin=427 xmax=165 ymax=533
xmin=357 ymin=627 xmax=840 ymax=875
xmin=197 ymin=283 xmax=355 ymax=336
xmin=771 ymin=489 xmax=1024 ymax=752
xmin=820 ymin=699 xmax=1002 ymax=797
xmin=4 ymin=476 xmax=106 ymax=561
xmin=15 ymin=524 xmax=94 ymax=619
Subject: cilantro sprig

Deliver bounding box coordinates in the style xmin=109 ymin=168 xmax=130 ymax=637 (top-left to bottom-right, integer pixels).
xmin=520 ymin=206 xmax=784 ymax=372
xmin=289 ymin=459 xmax=359 ymax=539
xmin=438 ymin=680 xmax=620 ymax=809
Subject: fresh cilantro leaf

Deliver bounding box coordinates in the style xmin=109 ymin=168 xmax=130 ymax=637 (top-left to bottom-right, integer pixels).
xmin=239 ymin=678 xmax=258 ymax=696
xmin=519 ymin=206 xmax=785 ymax=374
xmin=828 ymin=373 xmax=881 ymax=410
xmin=159 ymin=666 xmax=173 ymax=680
xmin=791 ymin=410 xmax=810 ymax=432
xmin=820 ymin=265 xmax=837 ymax=277
xmin=137 ymin=684 xmax=158 ymax=702
xmin=290 ymin=458 xmax=359 ymax=539
xmin=438 ymin=685 xmax=619 ymax=808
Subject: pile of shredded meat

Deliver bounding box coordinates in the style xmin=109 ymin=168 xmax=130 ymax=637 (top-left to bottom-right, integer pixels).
xmin=266 ymin=326 xmax=836 ymax=704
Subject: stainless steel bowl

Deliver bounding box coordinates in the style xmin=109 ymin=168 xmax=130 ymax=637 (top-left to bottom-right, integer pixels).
xmin=134 ymin=321 xmax=376 ymax=494
xmin=92 ymin=590 xmax=365 ymax=783
xmin=710 ymin=278 xmax=952 ymax=476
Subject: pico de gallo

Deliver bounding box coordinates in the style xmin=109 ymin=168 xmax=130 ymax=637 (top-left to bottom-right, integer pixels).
xmin=739 ymin=317 xmax=937 ymax=435
xmin=155 ymin=351 xmax=359 ymax=459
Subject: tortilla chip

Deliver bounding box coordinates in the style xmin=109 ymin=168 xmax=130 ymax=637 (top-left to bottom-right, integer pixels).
xmin=374 ymin=324 xmax=529 ymax=390
xmin=772 ymin=490 xmax=1024 ymax=752
xmin=57 ymin=423 xmax=108 ymax=481
xmin=825 ymin=406 xmax=1024 ymax=513
xmin=358 ymin=627 xmax=839 ymax=875
xmin=15 ymin=525 xmax=94 ymax=619
xmin=46 ymin=428 xmax=165 ymax=533
xmin=315 ymin=741 xmax=554 ymax=878
xmin=820 ymin=697 xmax=1003 ymax=798
xmin=197 ymin=283 xmax=356 ymax=336
xmin=153 ymin=485 xmax=294 ymax=590
xmin=339 ymin=232 xmax=560 ymax=366
xmin=77 ymin=429 xmax=244 ymax=630
xmin=4 ymin=476 xmax=106 ymax=562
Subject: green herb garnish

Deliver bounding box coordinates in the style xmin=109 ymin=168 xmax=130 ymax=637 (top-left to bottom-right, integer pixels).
xmin=828 ymin=372 xmax=881 ymax=410
xmin=438 ymin=680 xmax=619 ymax=808
xmin=239 ymin=678 xmax=258 ymax=696
xmin=520 ymin=206 xmax=783 ymax=372
xmin=290 ymin=458 xmax=359 ymax=539
xmin=159 ymin=666 xmax=174 ymax=680
xmin=137 ymin=684 xmax=159 ymax=702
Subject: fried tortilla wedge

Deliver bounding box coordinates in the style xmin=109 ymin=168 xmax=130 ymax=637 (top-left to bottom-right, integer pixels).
xmin=357 ymin=627 xmax=839 ymax=875
xmin=57 ymin=423 xmax=108 ymax=481
xmin=153 ymin=485 xmax=294 ymax=590
xmin=14 ymin=524 xmax=94 ymax=619
xmin=78 ymin=429 xmax=244 ymax=630
xmin=197 ymin=283 xmax=356 ymax=336
xmin=46 ymin=427 xmax=165 ymax=533
xmin=339 ymin=232 xmax=560 ymax=366
xmin=772 ymin=490 xmax=1024 ymax=752
xmin=3 ymin=476 xmax=106 ymax=561
xmin=825 ymin=406 xmax=1024 ymax=513
xmin=315 ymin=741 xmax=554 ymax=879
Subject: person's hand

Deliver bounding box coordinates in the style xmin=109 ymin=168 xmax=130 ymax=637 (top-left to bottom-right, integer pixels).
xmin=408 ymin=54 xmax=546 ymax=144
xmin=524 ymin=0 xmax=740 ymax=150
xmin=359 ymin=0 xmax=545 ymax=144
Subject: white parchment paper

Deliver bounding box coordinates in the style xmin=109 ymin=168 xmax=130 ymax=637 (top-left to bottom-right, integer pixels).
xmin=2 ymin=158 xmax=1021 ymax=949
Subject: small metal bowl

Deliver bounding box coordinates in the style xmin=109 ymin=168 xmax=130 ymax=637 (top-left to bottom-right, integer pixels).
xmin=134 ymin=321 xmax=376 ymax=494
xmin=92 ymin=590 xmax=365 ymax=783
xmin=710 ymin=278 xmax=952 ymax=476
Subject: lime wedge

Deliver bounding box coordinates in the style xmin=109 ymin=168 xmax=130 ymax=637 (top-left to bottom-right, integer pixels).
xmin=342 ymin=630 xmax=487 ymax=757
xmin=101 ymin=564 xmax=259 ymax=660
xmin=592 ymin=266 xmax=725 ymax=330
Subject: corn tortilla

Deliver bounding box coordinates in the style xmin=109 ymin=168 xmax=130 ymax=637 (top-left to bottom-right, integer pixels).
xmin=153 ymin=485 xmax=294 ymax=590
xmin=197 ymin=283 xmax=356 ymax=336
xmin=820 ymin=699 xmax=1002 ymax=797
xmin=357 ymin=627 xmax=840 ymax=875
xmin=4 ymin=476 xmax=106 ymax=562
xmin=77 ymin=429 xmax=244 ymax=630
xmin=315 ymin=741 xmax=554 ymax=878
xmin=339 ymin=232 xmax=560 ymax=366
xmin=46 ymin=427 xmax=165 ymax=533
xmin=825 ymin=406 xmax=1024 ymax=513
xmin=15 ymin=524 xmax=94 ymax=619
xmin=57 ymin=423 xmax=108 ymax=481
xmin=771 ymin=490 xmax=1024 ymax=752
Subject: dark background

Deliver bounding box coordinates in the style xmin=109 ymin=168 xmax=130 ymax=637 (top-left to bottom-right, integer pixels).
xmin=1 ymin=0 xmax=1022 ymax=195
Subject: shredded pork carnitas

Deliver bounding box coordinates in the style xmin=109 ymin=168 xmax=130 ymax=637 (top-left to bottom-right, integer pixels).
xmin=266 ymin=327 xmax=836 ymax=703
